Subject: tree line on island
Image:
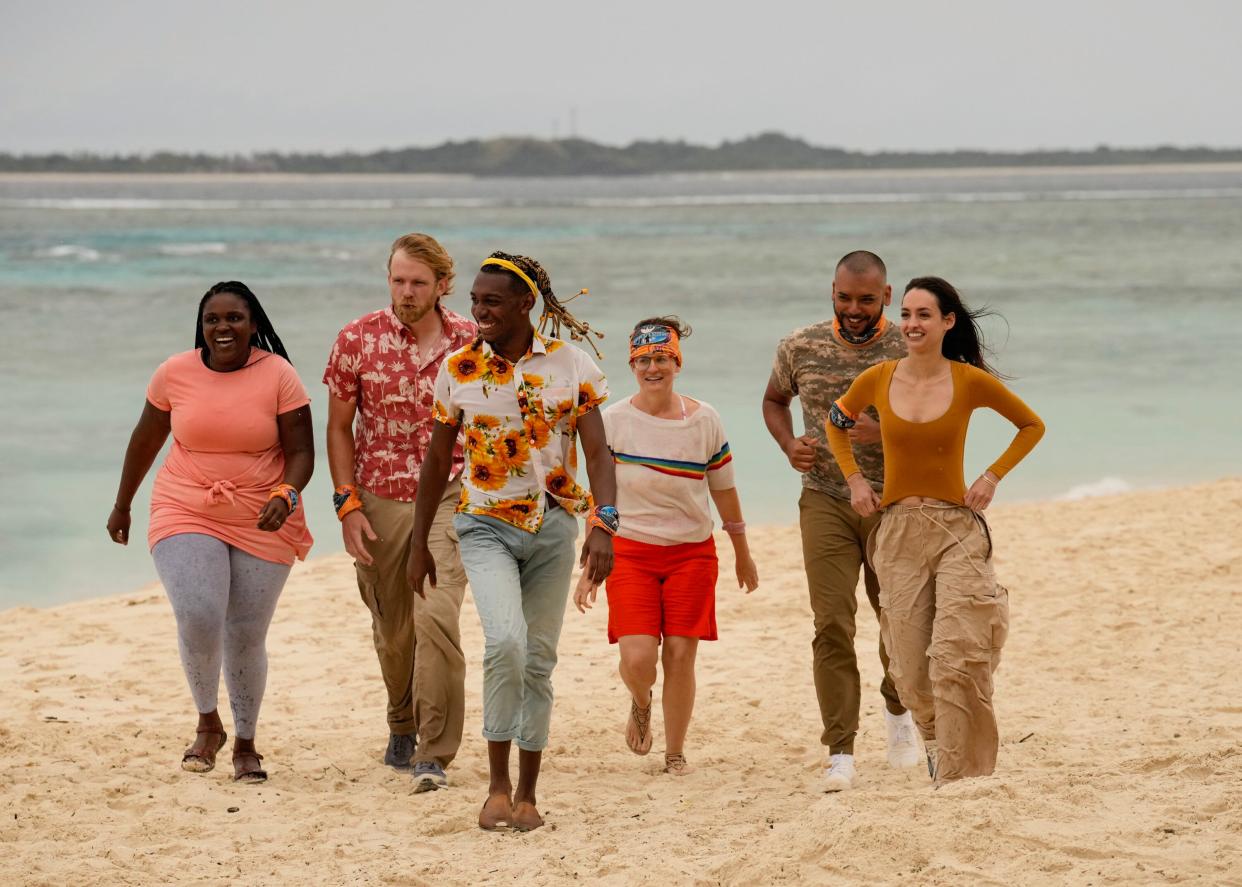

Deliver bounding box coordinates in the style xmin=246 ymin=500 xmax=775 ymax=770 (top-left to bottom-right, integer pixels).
xmin=3 ymin=132 xmax=1240 ymax=175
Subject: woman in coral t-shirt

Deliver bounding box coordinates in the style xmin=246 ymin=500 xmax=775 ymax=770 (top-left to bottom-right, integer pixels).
xmin=107 ymin=282 xmax=314 ymax=783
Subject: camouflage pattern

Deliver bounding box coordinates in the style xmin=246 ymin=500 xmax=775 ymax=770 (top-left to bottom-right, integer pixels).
xmin=770 ymin=319 xmax=906 ymax=499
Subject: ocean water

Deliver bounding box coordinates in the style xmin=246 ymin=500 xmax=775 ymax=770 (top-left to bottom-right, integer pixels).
xmin=2 ymin=166 xmax=1240 ymax=608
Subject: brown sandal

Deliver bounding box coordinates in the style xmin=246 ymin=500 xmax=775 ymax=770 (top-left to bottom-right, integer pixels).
xmin=232 ymin=750 xmax=267 ymax=784
xmin=626 ymin=694 xmax=653 ymax=756
xmin=181 ymin=729 xmax=227 ymax=773
xmin=664 ymin=753 xmax=692 ymax=776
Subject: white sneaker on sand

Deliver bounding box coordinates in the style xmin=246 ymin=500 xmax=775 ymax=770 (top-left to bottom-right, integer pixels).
xmin=823 ymin=753 xmax=856 ymax=792
xmin=924 ymin=740 xmax=940 ymax=783
xmin=885 ymin=710 xmax=923 ymax=769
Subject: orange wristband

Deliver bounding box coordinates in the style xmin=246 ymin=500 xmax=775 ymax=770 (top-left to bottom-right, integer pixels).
xmin=333 ymin=484 xmax=364 ymax=521
xmin=268 ymin=483 xmax=299 ymax=512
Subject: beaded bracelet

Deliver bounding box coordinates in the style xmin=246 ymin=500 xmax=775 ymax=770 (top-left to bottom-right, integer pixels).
xmin=268 ymin=483 xmax=300 ymax=513
xmin=333 ymin=484 xmax=364 ymax=521
xmin=587 ymin=505 xmax=620 ymax=536
xmin=721 ymin=520 xmax=746 ymax=535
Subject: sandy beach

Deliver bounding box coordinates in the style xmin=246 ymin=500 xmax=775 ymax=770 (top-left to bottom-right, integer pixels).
xmin=2 ymin=478 xmax=1239 ymax=885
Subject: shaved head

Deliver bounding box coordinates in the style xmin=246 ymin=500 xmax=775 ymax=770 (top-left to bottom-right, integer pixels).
xmin=836 ymin=250 xmax=887 ymax=281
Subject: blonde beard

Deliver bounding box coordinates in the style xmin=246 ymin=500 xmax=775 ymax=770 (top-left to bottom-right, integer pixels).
xmin=393 ymin=300 xmax=436 ymax=326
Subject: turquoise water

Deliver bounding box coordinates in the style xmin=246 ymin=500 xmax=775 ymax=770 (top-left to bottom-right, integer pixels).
xmin=2 ymin=167 xmax=1240 ymax=607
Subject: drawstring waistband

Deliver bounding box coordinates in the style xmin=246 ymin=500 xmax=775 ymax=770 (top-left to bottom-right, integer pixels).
xmin=889 ymin=502 xmax=990 ymax=577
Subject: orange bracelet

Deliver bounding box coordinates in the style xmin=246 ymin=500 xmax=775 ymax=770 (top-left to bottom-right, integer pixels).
xmin=268 ymin=483 xmax=299 ymax=512
xmin=333 ymin=484 xmax=364 ymax=521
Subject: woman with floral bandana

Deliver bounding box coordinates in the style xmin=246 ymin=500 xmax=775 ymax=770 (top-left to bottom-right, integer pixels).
xmin=574 ymin=317 xmax=759 ymax=776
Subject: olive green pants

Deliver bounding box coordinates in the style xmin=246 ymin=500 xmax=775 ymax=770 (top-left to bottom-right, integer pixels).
xmin=871 ymin=503 xmax=1009 ymax=781
xmin=356 ymin=481 xmax=467 ymax=768
xmin=799 ymin=488 xmax=905 ymax=755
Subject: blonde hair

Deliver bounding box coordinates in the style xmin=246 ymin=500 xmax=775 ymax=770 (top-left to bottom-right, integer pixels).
xmin=388 ymin=233 xmax=455 ymax=294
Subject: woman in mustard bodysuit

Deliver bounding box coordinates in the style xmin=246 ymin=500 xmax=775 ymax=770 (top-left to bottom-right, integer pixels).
xmin=826 ymin=276 xmax=1044 ymax=784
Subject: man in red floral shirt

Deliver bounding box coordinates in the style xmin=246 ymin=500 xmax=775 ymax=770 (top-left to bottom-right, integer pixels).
xmin=324 ymin=233 xmax=477 ymax=792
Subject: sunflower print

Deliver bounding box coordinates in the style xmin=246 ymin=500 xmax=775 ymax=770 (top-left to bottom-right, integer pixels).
xmin=435 ymin=331 xmax=608 ymax=532
xmin=484 ymin=353 xmax=515 ymax=386
xmin=524 ymin=412 xmax=551 ymax=450
xmin=463 ymin=425 xmax=487 ymax=455
xmin=468 ymin=451 xmax=509 ymax=492
xmin=545 ymin=465 xmax=591 ymax=513
xmin=448 ymin=348 xmax=485 ymax=384
xmin=577 ymin=380 xmax=605 ymax=411
xmin=433 ymin=399 xmax=456 ymax=425
xmin=547 ymin=397 xmax=576 ymax=428
xmin=495 ymin=427 xmax=531 ymax=472
xmin=486 ymin=493 xmax=542 ymax=532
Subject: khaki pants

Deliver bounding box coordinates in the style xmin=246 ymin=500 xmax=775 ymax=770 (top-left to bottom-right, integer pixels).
xmin=870 ymin=503 xmax=1009 ymax=781
xmin=356 ymin=481 xmax=467 ymax=767
xmin=799 ymin=488 xmax=905 ymax=755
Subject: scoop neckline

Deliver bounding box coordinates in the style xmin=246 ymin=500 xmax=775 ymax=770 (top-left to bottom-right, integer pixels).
xmin=623 ymin=394 xmax=702 ymax=423
xmin=883 ymin=359 xmax=959 ymax=425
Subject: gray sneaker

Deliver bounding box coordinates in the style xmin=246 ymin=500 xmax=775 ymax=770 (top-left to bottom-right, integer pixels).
xmin=411 ymin=760 xmax=448 ymax=793
xmin=384 ymin=733 xmax=415 ymax=769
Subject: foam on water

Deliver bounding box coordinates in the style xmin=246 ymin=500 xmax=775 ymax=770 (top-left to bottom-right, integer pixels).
xmin=156 ymin=242 xmax=228 ymax=256
xmin=37 ymin=243 xmax=102 ymax=260
xmin=5 ymin=187 xmax=1242 ymax=212
xmin=1058 ymin=477 xmax=1135 ymax=501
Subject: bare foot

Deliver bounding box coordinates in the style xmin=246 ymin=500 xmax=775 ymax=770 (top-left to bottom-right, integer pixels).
xmin=511 ymin=800 xmax=544 ymax=832
xmin=478 ymin=792 xmax=514 ymax=831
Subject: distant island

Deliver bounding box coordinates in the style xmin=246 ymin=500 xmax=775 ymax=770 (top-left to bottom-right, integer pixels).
xmin=3 ymin=132 xmax=1240 ymax=176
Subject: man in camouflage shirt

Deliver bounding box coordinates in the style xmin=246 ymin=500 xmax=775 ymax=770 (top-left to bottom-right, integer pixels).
xmin=762 ymin=250 xmax=921 ymax=791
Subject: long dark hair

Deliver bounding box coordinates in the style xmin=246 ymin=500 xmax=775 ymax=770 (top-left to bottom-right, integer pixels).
xmin=194 ymin=281 xmax=292 ymax=364
xmin=903 ymin=276 xmax=1003 ymax=377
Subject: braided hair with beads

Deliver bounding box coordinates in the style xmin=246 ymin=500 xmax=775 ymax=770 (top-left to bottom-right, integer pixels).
xmin=480 ymin=251 xmax=604 ymax=358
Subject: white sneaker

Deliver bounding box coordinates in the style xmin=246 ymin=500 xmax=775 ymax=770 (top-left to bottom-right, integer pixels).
xmin=924 ymin=740 xmax=940 ymax=783
xmin=823 ymin=753 xmax=856 ymax=792
xmin=885 ymin=710 xmax=923 ymax=769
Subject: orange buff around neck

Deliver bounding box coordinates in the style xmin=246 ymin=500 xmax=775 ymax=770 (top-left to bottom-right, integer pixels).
xmin=629 ymin=324 xmax=682 ymax=366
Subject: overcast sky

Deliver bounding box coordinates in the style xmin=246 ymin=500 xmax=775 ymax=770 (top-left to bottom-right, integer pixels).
xmin=2 ymin=0 xmax=1239 ymax=154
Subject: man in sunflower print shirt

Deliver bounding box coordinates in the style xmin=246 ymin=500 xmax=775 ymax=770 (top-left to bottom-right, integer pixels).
xmin=409 ymin=252 xmax=616 ymax=832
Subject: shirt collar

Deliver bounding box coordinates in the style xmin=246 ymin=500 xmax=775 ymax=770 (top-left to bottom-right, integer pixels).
xmin=383 ymin=303 xmax=476 ymax=342
xmin=478 ymin=326 xmax=546 ymax=363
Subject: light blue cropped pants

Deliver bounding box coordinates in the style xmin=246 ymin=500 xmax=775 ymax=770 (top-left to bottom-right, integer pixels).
xmin=453 ymin=506 xmax=578 ymax=752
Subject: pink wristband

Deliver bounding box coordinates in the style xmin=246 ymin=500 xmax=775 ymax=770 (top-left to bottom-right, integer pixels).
xmin=722 ymin=520 xmax=746 ymax=535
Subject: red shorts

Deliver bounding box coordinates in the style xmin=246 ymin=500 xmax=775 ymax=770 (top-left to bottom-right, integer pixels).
xmin=605 ymin=535 xmax=718 ymax=644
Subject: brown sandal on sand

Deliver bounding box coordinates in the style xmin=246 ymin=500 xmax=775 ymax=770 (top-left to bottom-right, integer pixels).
xmin=181 ymin=729 xmax=227 ymax=773
xmin=626 ymin=694 xmax=653 ymax=756
xmin=232 ymin=750 xmax=267 ymax=784
xmin=663 ymin=753 xmax=692 ymax=776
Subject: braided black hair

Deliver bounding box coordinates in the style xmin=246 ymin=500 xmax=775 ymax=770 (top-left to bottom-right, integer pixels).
xmin=194 ymin=281 xmax=292 ymax=364
xmin=483 ymin=251 xmax=604 ymax=357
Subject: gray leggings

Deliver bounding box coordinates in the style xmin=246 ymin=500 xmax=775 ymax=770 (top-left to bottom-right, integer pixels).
xmin=152 ymin=533 xmax=291 ymax=740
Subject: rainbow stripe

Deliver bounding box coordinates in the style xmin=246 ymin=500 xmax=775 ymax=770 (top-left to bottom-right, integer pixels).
xmin=613 ymin=443 xmax=732 ymax=480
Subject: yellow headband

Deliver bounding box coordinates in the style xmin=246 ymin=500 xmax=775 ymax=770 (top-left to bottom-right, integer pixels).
xmin=481 ymin=257 xmax=541 ymax=300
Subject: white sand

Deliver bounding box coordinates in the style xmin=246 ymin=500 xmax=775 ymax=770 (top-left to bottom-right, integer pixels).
xmin=2 ymin=479 xmax=1240 ymax=885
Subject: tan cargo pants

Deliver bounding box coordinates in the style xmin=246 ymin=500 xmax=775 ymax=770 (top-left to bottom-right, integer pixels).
xmin=870 ymin=503 xmax=1009 ymax=781
xmin=356 ymin=480 xmax=467 ymax=768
